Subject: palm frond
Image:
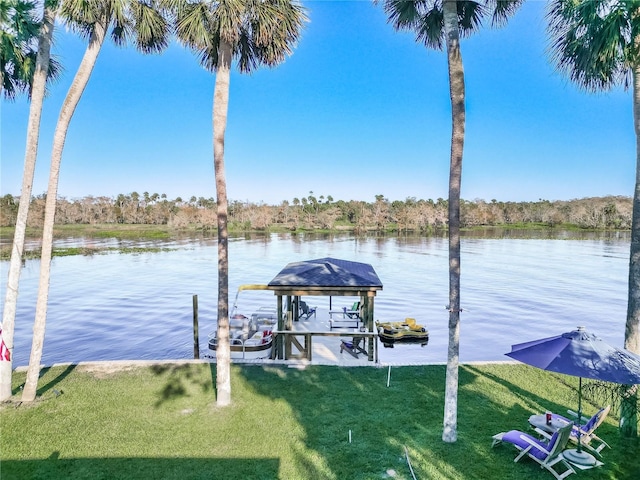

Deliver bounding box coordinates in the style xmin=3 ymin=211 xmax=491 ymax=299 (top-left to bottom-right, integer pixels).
xmin=382 ymin=0 xmax=425 ymax=31
xmin=175 ymin=1 xmax=212 ymax=50
xmin=110 ymin=1 xmax=133 ymax=48
xmin=489 ymin=0 xmax=524 ymax=28
xmin=175 ymin=0 xmax=306 ymax=74
xmin=250 ymin=0 xmax=306 ymax=65
xmin=214 ymin=0 xmax=245 ymax=45
xmin=196 ymin=40 xmax=219 ymax=72
xmin=457 ymin=1 xmax=485 ymax=38
xmin=60 ymin=0 xmax=103 ymax=39
xmin=60 ymin=0 xmax=171 ymax=53
xmin=1 ymin=0 xmax=61 ymax=100
xmin=380 ymin=0 xmax=523 ymax=51
xmin=130 ymin=1 xmax=170 ymax=53
xmin=546 ymin=0 xmax=636 ymax=92
xmin=417 ymin=7 xmax=444 ymax=50
xmin=236 ymin=31 xmax=258 ymax=73
xmin=4 ymin=0 xmax=41 ymax=43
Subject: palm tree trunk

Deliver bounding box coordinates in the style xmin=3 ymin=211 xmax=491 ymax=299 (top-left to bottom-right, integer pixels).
xmin=442 ymin=0 xmax=465 ymax=444
xmin=21 ymin=17 xmax=108 ymax=403
xmin=620 ymin=63 xmax=640 ymax=437
xmin=0 ymin=5 xmax=56 ymax=402
xmin=214 ymin=40 xmax=232 ymax=408
xmin=626 ymin=64 xmax=640 ymax=355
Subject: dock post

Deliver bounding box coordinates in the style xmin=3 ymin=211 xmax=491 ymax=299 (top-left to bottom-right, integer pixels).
xmin=193 ymin=294 xmax=199 ymax=359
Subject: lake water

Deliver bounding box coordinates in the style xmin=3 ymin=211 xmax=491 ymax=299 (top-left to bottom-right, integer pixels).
xmin=0 ymin=230 xmax=631 ymax=367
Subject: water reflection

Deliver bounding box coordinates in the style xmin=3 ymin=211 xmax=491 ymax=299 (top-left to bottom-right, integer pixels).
xmin=0 ymin=231 xmax=630 ymax=367
xmin=461 ymin=228 xmax=631 ymax=241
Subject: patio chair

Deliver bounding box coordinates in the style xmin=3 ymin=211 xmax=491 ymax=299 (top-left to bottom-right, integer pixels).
xmin=298 ymin=300 xmax=316 ymax=320
xmin=340 ymin=339 xmax=359 ymax=358
xmin=329 ymin=301 xmax=360 ymax=329
xmin=345 ymin=301 xmax=360 ymax=319
xmin=491 ymin=422 xmax=575 ymax=479
xmin=340 ymin=336 xmax=367 ymax=359
xmin=549 ymin=405 xmax=611 ymax=456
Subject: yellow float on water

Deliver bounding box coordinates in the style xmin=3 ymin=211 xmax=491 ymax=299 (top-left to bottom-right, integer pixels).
xmin=376 ymin=318 xmax=429 ymax=347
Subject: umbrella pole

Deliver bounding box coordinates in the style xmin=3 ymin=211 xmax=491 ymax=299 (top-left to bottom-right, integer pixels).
xmin=577 ymin=376 xmax=583 ymax=453
xmin=563 ymin=375 xmax=598 ymax=466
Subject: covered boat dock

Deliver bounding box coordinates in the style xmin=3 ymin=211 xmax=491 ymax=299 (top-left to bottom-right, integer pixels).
xmin=267 ymin=257 xmax=383 ymax=362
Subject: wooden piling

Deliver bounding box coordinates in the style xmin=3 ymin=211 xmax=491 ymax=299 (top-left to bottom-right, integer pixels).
xmin=193 ymin=294 xmax=199 ymax=359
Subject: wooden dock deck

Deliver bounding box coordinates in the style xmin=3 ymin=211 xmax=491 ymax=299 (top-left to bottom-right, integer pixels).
xmin=275 ymin=306 xmax=378 ymax=365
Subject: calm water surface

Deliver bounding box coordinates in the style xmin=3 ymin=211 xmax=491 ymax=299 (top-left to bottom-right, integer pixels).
xmin=0 ymin=231 xmax=631 ymax=367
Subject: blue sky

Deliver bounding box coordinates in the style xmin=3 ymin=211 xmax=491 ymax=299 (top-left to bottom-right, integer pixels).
xmin=1 ymin=1 xmax=635 ymax=205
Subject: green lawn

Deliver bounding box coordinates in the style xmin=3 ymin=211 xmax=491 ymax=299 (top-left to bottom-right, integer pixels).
xmin=1 ymin=362 xmax=638 ymax=479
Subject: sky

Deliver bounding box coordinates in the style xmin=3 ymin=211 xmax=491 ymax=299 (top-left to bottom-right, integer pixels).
xmin=1 ymin=1 xmax=635 ymax=206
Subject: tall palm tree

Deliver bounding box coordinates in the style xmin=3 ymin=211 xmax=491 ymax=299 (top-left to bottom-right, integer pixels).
xmin=20 ymin=0 xmax=171 ymax=402
xmin=379 ymin=0 xmax=523 ymax=442
xmin=547 ymin=0 xmax=640 ymax=437
xmin=0 ymin=0 xmax=57 ymax=402
xmin=174 ymin=0 xmax=307 ymax=407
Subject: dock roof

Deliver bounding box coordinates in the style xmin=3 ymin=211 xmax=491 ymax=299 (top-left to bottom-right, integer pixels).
xmin=268 ymin=257 xmax=382 ymax=296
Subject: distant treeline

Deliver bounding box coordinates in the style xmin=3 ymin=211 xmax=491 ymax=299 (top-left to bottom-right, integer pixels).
xmin=0 ymin=193 xmax=632 ymax=232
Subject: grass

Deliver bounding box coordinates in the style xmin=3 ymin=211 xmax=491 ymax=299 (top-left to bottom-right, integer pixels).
xmin=42 ymin=224 xmax=175 ymax=239
xmin=1 ymin=362 xmax=639 ymax=480
xmin=0 ymin=246 xmax=177 ymax=261
xmin=0 ymin=224 xmax=175 ymax=240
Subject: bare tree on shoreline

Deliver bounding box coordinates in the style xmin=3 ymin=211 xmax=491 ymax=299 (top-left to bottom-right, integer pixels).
xmin=0 ymin=194 xmax=633 ymax=234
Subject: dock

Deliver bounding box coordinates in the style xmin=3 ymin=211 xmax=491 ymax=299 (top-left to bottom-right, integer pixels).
xmin=207 ymin=306 xmax=379 ymax=367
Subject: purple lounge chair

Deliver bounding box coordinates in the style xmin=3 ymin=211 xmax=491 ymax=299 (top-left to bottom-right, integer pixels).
xmin=491 ymin=422 xmax=575 ymax=479
xmin=548 ymin=405 xmax=610 ymax=456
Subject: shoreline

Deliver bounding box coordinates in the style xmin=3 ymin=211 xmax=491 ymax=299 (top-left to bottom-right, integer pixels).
xmin=13 ymin=358 xmax=521 ymax=373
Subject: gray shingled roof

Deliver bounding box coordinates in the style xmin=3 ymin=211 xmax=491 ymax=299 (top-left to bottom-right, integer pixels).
xmin=268 ymin=257 xmax=382 ymax=289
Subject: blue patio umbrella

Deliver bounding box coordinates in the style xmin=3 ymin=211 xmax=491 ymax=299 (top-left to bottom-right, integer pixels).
xmin=505 ymin=326 xmax=640 ymax=465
